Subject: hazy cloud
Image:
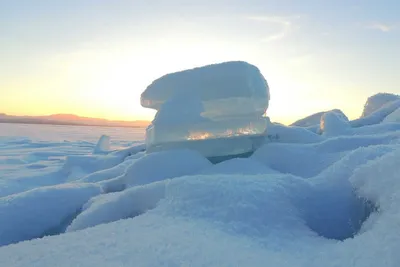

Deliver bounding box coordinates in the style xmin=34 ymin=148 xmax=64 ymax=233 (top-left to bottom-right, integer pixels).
xmin=246 ymin=15 xmax=301 ymax=42
xmin=366 ymin=22 xmax=394 ymax=32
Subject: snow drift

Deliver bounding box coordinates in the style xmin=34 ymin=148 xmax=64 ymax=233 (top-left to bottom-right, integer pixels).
xmin=1 ymin=91 xmax=400 ymax=266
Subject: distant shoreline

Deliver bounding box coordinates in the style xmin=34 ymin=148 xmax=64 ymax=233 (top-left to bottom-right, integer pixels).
xmin=0 ymin=121 xmax=145 ymax=128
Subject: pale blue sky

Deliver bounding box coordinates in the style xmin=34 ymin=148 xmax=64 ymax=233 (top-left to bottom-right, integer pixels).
xmin=1 ymin=0 xmax=399 ymax=123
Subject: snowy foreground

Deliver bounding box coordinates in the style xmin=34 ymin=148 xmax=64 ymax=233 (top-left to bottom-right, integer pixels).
xmin=1 ymin=94 xmax=400 ymax=266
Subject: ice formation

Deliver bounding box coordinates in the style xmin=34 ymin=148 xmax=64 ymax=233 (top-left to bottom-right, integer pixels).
xmin=2 ymin=81 xmax=400 ymax=266
xmin=93 ymin=135 xmax=110 ymax=154
xmin=361 ymin=93 xmax=399 ymax=117
xmin=141 ymin=61 xmax=270 ymax=158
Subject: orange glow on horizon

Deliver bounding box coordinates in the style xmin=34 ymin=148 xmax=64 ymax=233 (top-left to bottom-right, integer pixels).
xmin=1 ymin=40 xmax=368 ymax=125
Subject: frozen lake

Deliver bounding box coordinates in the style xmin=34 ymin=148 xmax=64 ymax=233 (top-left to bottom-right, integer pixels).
xmin=0 ymin=123 xmax=145 ymax=181
xmin=1 ymin=97 xmax=400 ymax=267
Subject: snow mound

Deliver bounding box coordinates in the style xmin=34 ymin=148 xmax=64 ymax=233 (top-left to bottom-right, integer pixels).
xmin=0 ymin=183 xmax=102 ymax=246
xmin=320 ymin=110 xmax=350 ymax=136
xmin=351 ymin=99 xmax=400 ymax=127
xmin=267 ymin=117 xmax=324 ymax=143
xmin=61 ymin=155 xmax=123 ymax=181
xmin=252 ymin=132 xmax=399 ymax=178
xmin=61 ymin=144 xmax=145 ymax=181
xmin=291 ymin=109 xmax=348 ymax=128
xmin=361 ymin=93 xmax=400 ymax=117
xmin=123 ymin=149 xmax=212 ymax=187
xmin=382 ymin=107 xmax=400 ymax=123
xmin=303 ymin=145 xmax=393 ymax=240
xmin=201 ymin=157 xmax=279 ymax=175
xmin=78 ymin=159 xmax=135 ymax=183
xmin=3 ymin=92 xmax=400 ymax=266
xmin=67 ymin=181 xmax=165 ymax=232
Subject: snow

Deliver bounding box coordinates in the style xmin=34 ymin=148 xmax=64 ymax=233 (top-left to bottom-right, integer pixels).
xmin=141 ymin=61 xmax=270 ymax=115
xmin=291 ymin=109 xmax=348 ymax=128
xmin=93 ymin=135 xmax=110 ymax=154
xmin=1 ymin=91 xmax=400 ymax=266
xmin=319 ymin=110 xmax=350 ymax=136
xmin=122 ymin=149 xmax=212 ymax=187
xmin=67 ymin=181 xmax=165 ymax=232
xmin=0 ymin=183 xmax=102 ymax=246
xmin=383 ymin=107 xmax=400 ymax=123
xmin=361 ymin=93 xmax=399 ymax=117
xmin=266 ymin=117 xmax=324 ymax=143
xmin=351 ymin=99 xmax=400 ymax=127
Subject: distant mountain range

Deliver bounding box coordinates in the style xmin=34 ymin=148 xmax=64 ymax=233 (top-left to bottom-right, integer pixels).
xmin=0 ymin=113 xmax=150 ymax=128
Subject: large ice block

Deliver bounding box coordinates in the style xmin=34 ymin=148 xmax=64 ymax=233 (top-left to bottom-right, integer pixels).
xmin=141 ymin=61 xmax=270 ymax=158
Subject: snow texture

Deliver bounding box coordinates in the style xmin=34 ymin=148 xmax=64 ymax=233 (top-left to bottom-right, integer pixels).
xmin=361 ymin=93 xmax=399 ymax=117
xmin=1 ymin=93 xmax=400 ymax=266
xmin=351 ymin=96 xmax=400 ymax=127
xmin=319 ymin=110 xmax=350 ymax=136
xmin=123 ymin=149 xmax=212 ymax=188
xmin=0 ymin=183 xmax=102 ymax=246
xmin=291 ymin=109 xmax=348 ymax=128
xmin=383 ymin=107 xmax=400 ymax=123
xmin=141 ymin=61 xmax=270 ymax=114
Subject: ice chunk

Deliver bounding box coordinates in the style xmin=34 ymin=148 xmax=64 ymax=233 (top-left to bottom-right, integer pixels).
xmin=151 ymin=90 xmax=207 ymax=126
xmin=351 ymin=99 xmax=400 ymax=127
xmin=93 ymin=135 xmax=110 ymax=154
xmin=141 ymin=61 xmax=270 ymax=116
xmin=141 ymin=61 xmax=270 ymax=158
xmin=319 ymin=111 xmax=350 ymax=136
xmin=361 ymin=93 xmax=399 ymax=117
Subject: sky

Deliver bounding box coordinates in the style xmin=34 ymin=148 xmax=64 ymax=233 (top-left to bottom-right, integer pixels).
xmin=1 ymin=0 xmax=399 ymax=124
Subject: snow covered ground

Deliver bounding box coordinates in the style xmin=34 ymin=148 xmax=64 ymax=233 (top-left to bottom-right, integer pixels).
xmin=1 ymin=93 xmax=400 ymax=267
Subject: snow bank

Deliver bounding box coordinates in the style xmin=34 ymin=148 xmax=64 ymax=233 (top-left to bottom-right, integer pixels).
xmin=303 ymin=145 xmax=394 ymax=240
xmin=201 ymin=157 xmax=279 ymax=175
xmin=382 ymin=107 xmax=400 ymax=123
xmin=252 ymin=132 xmax=399 ymax=178
xmin=0 ymin=183 xmax=102 ymax=246
xmin=62 ymin=144 xmax=145 ymax=181
xmin=3 ymin=92 xmax=400 ymax=266
xmin=267 ymin=117 xmax=324 ymax=143
xmin=1 ymin=144 xmax=400 ymax=266
xmin=67 ymin=181 xmax=165 ymax=232
xmin=78 ymin=159 xmax=134 ymax=183
xmin=123 ymin=149 xmax=212 ymax=187
xmin=351 ymin=98 xmax=400 ymax=127
xmin=319 ymin=110 xmax=350 ymax=136
xmin=61 ymin=155 xmax=123 ymax=181
xmin=291 ymin=109 xmax=348 ymax=128
xmin=361 ymin=93 xmax=399 ymax=117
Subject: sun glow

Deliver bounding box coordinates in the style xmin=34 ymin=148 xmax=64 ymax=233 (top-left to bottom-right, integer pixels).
xmin=1 ymin=35 xmax=368 ymax=124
